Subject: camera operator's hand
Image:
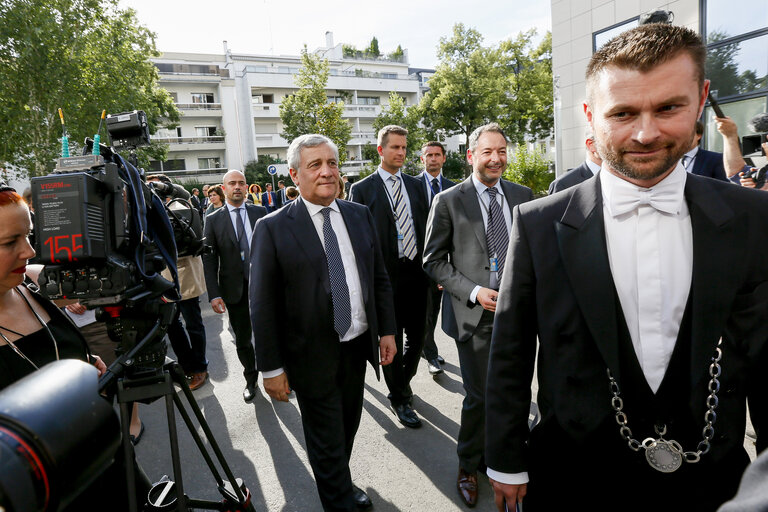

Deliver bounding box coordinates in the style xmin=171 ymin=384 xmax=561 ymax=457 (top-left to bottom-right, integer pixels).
xmin=740 ymin=172 xmax=758 ymax=188
xmin=90 ymin=354 xmax=107 ymax=377
xmin=715 ymin=116 xmax=738 ymax=138
xmin=65 ymin=302 xmax=87 ymax=315
xmin=210 ymin=297 xmax=226 ymax=314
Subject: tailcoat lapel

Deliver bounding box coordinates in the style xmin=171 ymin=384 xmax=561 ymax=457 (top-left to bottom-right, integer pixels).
xmin=555 ymin=176 xmax=622 ymax=380
xmin=684 ymin=177 xmax=747 ymax=388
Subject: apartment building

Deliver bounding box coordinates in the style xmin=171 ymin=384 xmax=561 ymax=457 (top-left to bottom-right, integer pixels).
xmin=151 ymin=32 xmax=426 ymax=182
xmin=551 ymin=0 xmax=767 ymax=174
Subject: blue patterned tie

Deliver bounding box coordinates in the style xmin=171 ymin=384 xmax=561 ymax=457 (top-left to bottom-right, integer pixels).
xmin=431 ymin=177 xmax=440 ymax=202
xmin=322 ymin=208 xmax=352 ymax=338
xmin=234 ymin=207 xmax=250 ymax=275
xmin=390 ymin=176 xmax=418 ymax=260
xmin=485 ymin=188 xmax=509 ymax=280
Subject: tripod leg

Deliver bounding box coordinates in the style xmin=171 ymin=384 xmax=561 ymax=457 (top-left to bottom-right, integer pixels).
xmin=168 ymin=363 xmax=250 ymax=506
xmin=120 ymin=399 xmax=139 ymax=512
xmin=163 ymin=379 xmax=189 ymax=512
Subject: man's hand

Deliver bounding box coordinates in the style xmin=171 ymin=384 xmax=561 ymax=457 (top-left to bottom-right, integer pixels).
xmin=715 ymin=116 xmax=738 ymax=138
xmin=477 ymin=287 xmax=499 ymax=312
xmin=740 ymin=172 xmax=758 ymax=188
xmin=90 ymin=355 xmax=107 ymax=377
xmin=490 ymin=480 xmax=527 ymax=512
xmin=210 ymin=298 xmax=226 ymax=314
xmin=264 ymin=373 xmax=291 ymax=402
xmin=65 ymin=302 xmax=87 ymax=315
xmin=379 ymin=335 xmax=396 ymax=365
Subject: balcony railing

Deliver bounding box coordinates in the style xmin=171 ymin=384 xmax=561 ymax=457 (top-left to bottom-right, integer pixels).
xmin=154 ymin=136 xmax=225 ymax=144
xmin=175 ymin=103 xmax=222 ymax=110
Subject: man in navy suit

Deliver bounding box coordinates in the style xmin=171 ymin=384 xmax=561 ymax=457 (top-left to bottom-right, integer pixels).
xmin=682 ymin=121 xmax=729 ymax=181
xmin=548 ymin=131 xmax=602 ymax=194
xmin=250 ymin=134 xmax=396 ymax=511
xmin=261 ymin=183 xmax=278 ymax=212
xmin=349 ymin=125 xmax=430 ymax=429
xmin=417 ymin=141 xmax=456 ymax=375
xmin=202 ymin=170 xmax=267 ymax=402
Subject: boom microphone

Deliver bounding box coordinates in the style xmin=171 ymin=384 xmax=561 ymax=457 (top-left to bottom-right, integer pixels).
xmin=748 ymin=113 xmax=768 ymax=133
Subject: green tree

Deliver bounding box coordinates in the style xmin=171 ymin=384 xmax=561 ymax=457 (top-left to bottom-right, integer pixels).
xmin=498 ymin=30 xmax=553 ymax=145
xmin=244 ymin=155 xmax=282 ymax=189
xmin=388 ymin=45 xmax=404 ymax=62
xmin=503 ymin=144 xmax=554 ymax=197
xmin=418 ymin=24 xmax=554 ymax=171
xmin=366 ymin=36 xmax=381 ymax=57
xmin=371 ymin=92 xmax=424 ymax=174
xmin=0 ymin=0 xmax=179 ymax=177
xmin=279 ymin=48 xmax=351 ymax=164
xmin=441 ymin=150 xmax=467 ymax=181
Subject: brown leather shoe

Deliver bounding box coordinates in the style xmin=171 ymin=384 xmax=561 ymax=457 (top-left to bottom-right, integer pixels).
xmin=457 ymin=468 xmax=478 ymax=507
xmin=188 ymin=371 xmax=208 ymax=391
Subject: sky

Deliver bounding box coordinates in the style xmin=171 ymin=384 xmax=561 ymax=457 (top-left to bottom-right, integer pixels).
xmin=119 ymin=0 xmax=552 ymax=69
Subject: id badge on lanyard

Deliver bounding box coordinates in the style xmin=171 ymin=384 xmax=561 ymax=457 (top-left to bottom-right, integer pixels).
xmin=489 ymin=253 xmax=499 ymax=272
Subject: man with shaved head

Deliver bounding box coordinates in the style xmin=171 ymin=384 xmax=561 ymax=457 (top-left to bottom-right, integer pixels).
xmin=203 ymin=170 xmax=268 ymax=402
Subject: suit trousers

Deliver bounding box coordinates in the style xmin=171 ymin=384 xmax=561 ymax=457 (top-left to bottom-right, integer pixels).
xmin=422 ymin=281 xmax=442 ymax=361
xmin=455 ymin=309 xmax=493 ymax=473
xmin=384 ymin=257 xmax=427 ymax=405
xmin=167 ymin=297 xmax=208 ymax=374
xmin=226 ymin=284 xmax=258 ymax=386
xmin=294 ymin=332 xmax=369 ymax=512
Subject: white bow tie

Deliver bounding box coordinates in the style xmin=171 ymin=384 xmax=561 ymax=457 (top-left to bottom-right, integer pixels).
xmin=608 ymin=180 xmax=683 ymax=217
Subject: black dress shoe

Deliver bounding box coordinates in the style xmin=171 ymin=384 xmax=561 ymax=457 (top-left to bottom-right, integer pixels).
xmin=391 ymin=403 xmax=422 ymax=428
xmin=352 ymin=485 xmax=372 ymax=510
xmin=243 ymin=384 xmax=257 ymax=403
xmin=437 ymin=355 xmax=445 ymax=364
xmin=427 ymin=358 xmax=444 ymax=375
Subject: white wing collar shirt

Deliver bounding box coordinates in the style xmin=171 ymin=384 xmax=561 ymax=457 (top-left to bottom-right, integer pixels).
xmin=601 ymin=162 xmax=693 ymax=393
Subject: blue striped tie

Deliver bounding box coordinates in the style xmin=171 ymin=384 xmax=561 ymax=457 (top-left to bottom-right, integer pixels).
xmin=485 ymin=188 xmax=509 ymax=280
xmin=322 ymin=208 xmax=352 ymax=338
xmin=389 ymin=176 xmax=418 ymax=260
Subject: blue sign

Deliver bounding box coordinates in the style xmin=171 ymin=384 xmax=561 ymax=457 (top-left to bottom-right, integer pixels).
xmin=267 ymin=165 xmax=277 ymax=175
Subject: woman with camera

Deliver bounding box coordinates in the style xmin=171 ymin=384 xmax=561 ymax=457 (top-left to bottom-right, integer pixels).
xmin=0 ymin=184 xmax=148 ymax=510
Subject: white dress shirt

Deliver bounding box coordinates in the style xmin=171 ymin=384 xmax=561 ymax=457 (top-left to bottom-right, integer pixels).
xmin=376 ymin=167 xmax=415 ymax=259
xmin=586 ymin=159 xmax=601 ymax=176
xmin=468 ymin=174 xmax=513 ymax=303
xmin=487 ymin=163 xmax=693 ymax=487
xmin=262 ymin=198 xmax=368 ymax=379
xmin=681 ymin=146 xmax=699 ymax=172
xmin=226 ymin=202 xmax=254 ymax=248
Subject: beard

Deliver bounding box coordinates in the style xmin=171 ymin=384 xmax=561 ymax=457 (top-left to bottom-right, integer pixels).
xmin=596 ymin=131 xmax=693 ymax=182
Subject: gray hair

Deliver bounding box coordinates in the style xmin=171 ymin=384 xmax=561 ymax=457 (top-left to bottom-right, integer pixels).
xmin=468 ymin=123 xmax=507 ymax=152
xmin=287 ymin=134 xmax=339 ymax=171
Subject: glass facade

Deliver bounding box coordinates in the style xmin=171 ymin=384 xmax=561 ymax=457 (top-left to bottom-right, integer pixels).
xmin=704 ymin=0 xmax=768 ymax=151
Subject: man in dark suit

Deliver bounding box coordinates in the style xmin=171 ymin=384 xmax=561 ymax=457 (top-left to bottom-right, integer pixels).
xmin=349 ymin=125 xmax=430 ymax=429
xmin=548 ymin=132 xmax=602 ymax=194
xmin=202 ymin=169 xmax=267 ymax=402
xmin=261 ymin=183 xmax=278 ymax=213
xmin=683 ymin=121 xmax=729 ymax=181
xmin=417 ymin=140 xmax=456 ymax=375
xmin=486 ymin=25 xmax=768 ymax=512
xmin=423 ymin=124 xmax=533 ymax=508
xmin=250 ymin=134 xmax=396 ymax=511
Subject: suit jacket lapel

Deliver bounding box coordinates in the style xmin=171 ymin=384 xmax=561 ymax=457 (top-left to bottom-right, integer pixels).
xmin=555 ymin=177 xmax=622 ymax=379
xmin=685 ymin=177 xmax=746 ymax=388
xmin=221 ymin=206 xmax=238 ymax=247
xmin=457 ymin=178 xmax=488 ymax=254
xmin=372 ymin=173 xmax=396 ymax=225
xmin=287 ymin=200 xmax=331 ymax=294
xmin=338 ymin=201 xmax=370 ymax=300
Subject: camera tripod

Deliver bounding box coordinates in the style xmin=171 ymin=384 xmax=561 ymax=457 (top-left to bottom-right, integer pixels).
xmin=99 ymin=300 xmax=256 ymax=512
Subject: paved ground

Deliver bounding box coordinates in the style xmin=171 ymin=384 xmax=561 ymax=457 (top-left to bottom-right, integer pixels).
xmin=134 ymin=295 xmax=500 ymax=511
xmin=134 ymin=294 xmax=757 ymax=511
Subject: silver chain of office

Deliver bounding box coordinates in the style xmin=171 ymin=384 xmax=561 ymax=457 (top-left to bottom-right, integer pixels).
xmin=607 ymin=340 xmax=722 ymax=473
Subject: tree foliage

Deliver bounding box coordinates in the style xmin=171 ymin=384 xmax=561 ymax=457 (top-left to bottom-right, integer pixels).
xmin=366 ymin=37 xmax=381 ymax=57
xmin=371 ymin=92 xmax=424 ymax=174
xmin=419 ymin=24 xmax=553 ymax=151
xmin=0 ymin=0 xmax=179 ymax=177
xmin=279 ymin=48 xmax=351 ymax=164
xmin=503 ymin=144 xmax=554 ymax=197
xmin=244 ymin=155 xmax=282 ymax=189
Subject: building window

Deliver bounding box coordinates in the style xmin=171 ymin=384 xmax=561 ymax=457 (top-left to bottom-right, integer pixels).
xmin=169 ymin=92 xmax=178 ymax=102
xmin=252 ymin=93 xmax=275 ymax=103
xmin=198 ymin=157 xmax=222 ymax=169
xmin=149 ymin=159 xmax=186 ymax=171
xmin=707 ymin=34 xmax=768 ymax=98
xmin=704 ymin=97 xmax=767 ymax=152
xmin=705 ymin=0 xmax=768 ymax=43
xmin=593 ymin=18 xmax=639 ymax=52
xmin=195 ymin=126 xmax=217 ymax=137
xmin=358 ymin=96 xmax=380 ymax=105
xmin=191 ymin=93 xmax=215 ymax=104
